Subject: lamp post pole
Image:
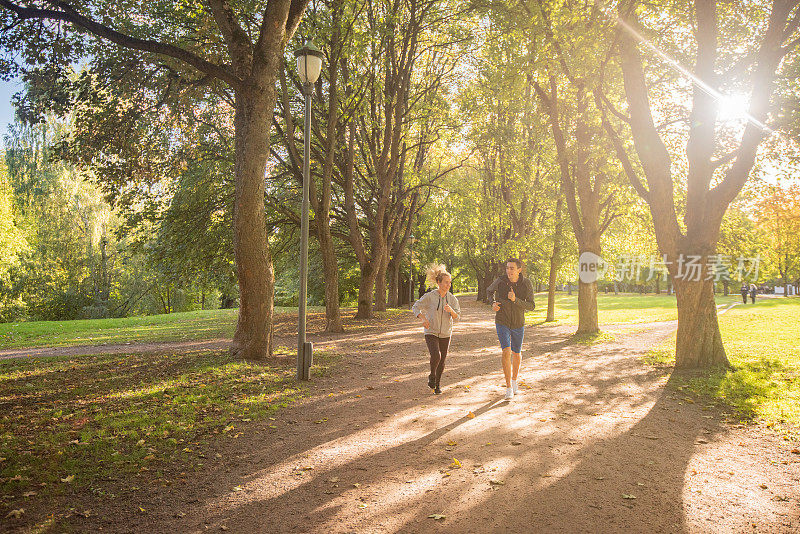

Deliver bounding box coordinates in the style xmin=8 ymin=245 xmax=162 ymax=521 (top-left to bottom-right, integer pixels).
xmin=297 ymin=81 xmax=312 ymax=380
xmin=294 ymin=41 xmax=323 ymax=381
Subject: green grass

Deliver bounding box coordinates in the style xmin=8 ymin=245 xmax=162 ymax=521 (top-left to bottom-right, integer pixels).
xmin=527 ymin=292 xmax=741 ymax=326
xmin=0 ymin=347 xmax=338 ymax=528
xmin=643 ymin=297 xmax=800 ymax=428
xmin=0 ymin=306 xmax=327 ymax=349
xmin=569 ymin=331 xmax=616 ymax=345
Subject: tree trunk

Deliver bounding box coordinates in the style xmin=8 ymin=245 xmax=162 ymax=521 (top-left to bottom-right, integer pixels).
xmin=318 ymin=226 xmax=344 ymax=332
xmin=230 ymin=90 xmax=275 ymax=360
xmin=388 ymin=258 xmax=400 ymax=308
xmin=546 ymin=259 xmax=558 ymax=322
xmin=674 ymin=278 xmax=730 ymax=368
xmin=577 ymin=279 xmax=599 ymax=334
xmin=547 ymin=190 xmax=564 ymax=322
xmin=374 ymin=257 xmax=388 ymax=311
xmin=356 ymin=262 xmax=377 ymax=318
xmin=316 ymin=5 xmax=344 ymax=334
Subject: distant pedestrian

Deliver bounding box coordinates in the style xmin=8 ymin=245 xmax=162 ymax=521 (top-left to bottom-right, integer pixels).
xmin=487 ymin=258 xmax=535 ymax=401
xmin=412 ymin=264 xmax=461 ymax=395
xmin=749 ymin=284 xmax=757 ymax=304
xmin=740 ymin=282 xmax=748 ymax=304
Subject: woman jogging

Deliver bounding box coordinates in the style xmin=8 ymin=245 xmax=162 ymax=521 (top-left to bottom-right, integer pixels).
xmin=411 ymin=264 xmax=461 ymax=394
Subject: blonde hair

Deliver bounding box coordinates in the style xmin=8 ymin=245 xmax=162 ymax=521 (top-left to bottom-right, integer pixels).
xmin=426 ymin=263 xmax=451 ymax=287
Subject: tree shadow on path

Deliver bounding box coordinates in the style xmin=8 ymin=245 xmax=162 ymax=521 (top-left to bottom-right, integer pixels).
xmin=87 ymin=299 xmax=799 ymax=533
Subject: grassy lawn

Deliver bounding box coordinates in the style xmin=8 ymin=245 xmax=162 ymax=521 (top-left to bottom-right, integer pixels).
xmin=0 ymin=306 xmax=330 ymax=349
xmin=527 ymin=292 xmax=742 ymax=326
xmin=0 ymin=347 xmax=337 ymax=529
xmin=644 ymin=297 xmax=800 ymax=429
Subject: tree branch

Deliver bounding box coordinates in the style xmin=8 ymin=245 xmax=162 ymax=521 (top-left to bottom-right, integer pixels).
xmin=0 ymin=0 xmax=242 ymax=89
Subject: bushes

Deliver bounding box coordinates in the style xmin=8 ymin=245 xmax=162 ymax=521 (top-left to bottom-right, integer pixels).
xmin=0 ymin=298 xmax=28 ymax=323
xmin=29 ymin=290 xmax=94 ymax=321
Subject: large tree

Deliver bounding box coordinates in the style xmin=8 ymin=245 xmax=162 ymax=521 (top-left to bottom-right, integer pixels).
xmin=0 ymin=0 xmax=309 ymax=359
xmin=600 ymin=0 xmax=800 ymax=367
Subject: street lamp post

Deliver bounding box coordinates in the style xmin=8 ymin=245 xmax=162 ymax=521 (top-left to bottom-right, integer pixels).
xmin=294 ymin=41 xmax=324 ymax=381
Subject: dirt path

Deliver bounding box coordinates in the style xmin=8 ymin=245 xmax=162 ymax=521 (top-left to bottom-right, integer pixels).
xmin=0 ymin=338 xmax=233 ymax=360
xmin=35 ymin=299 xmax=800 ymax=532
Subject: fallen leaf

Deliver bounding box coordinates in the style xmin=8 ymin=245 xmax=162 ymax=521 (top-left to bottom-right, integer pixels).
xmin=511 ymin=440 xmax=522 ymax=446
xmin=328 ymin=477 xmax=339 ymax=483
xmin=23 ymin=491 xmax=37 ymax=497
xmin=358 ymin=503 xmax=368 ymax=509
xmin=352 ymin=483 xmax=361 ymax=488
xmin=428 ymin=514 xmax=446 ymax=520
xmin=759 ymin=484 xmax=768 ymax=489
xmin=449 ymin=458 xmax=462 ymax=469
xmin=447 ymin=440 xmax=458 ymax=447
xmin=489 ymin=479 xmax=505 ymax=486
xmin=622 ymin=494 xmax=636 ymax=500
xmin=467 ymin=412 xmax=475 ymax=419
xmin=232 ymin=486 xmax=243 ymax=492
xmin=221 ymin=526 xmax=229 ymax=531
xmin=61 ymin=474 xmax=75 ymax=483
xmin=5 ymin=508 xmax=24 ymax=519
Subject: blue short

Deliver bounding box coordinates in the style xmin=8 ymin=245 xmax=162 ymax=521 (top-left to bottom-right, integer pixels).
xmin=496 ymin=324 xmax=525 ymax=353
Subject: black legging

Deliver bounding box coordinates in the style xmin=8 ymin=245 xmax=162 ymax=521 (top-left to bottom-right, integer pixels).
xmin=425 ymin=335 xmax=451 ymax=387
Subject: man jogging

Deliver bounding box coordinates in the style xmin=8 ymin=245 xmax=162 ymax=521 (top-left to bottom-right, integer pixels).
xmin=487 ymin=258 xmax=535 ymax=401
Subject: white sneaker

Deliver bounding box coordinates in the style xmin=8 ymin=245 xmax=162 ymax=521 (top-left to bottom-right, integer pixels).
xmin=504 ymin=387 xmax=514 ymax=401
xmin=511 ymin=380 xmax=519 ymax=395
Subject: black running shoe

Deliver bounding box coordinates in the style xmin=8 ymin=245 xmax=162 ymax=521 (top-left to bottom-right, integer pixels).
xmin=428 ymin=374 xmax=435 ymax=389
xmin=434 ymin=386 xmax=442 ymax=395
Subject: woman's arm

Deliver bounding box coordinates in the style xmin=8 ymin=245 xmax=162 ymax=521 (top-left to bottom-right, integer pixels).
xmin=449 ymin=295 xmax=462 ymax=321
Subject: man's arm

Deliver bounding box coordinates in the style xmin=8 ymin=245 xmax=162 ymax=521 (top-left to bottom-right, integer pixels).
xmin=486 ymin=278 xmax=500 ymax=302
xmin=512 ymin=279 xmax=536 ymax=311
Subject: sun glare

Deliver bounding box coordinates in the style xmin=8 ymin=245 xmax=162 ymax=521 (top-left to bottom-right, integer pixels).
xmin=717 ymin=92 xmax=751 ymax=122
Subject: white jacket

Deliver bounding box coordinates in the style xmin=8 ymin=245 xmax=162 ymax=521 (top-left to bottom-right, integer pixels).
xmin=411 ymin=290 xmax=461 ymax=338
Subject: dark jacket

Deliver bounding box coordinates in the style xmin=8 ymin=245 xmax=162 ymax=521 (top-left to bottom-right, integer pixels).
xmin=487 ymin=274 xmax=535 ymax=329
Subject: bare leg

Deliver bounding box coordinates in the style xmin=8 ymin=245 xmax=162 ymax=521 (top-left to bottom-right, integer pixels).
xmin=502 ymin=347 xmax=513 ymax=387
xmin=511 ymin=351 xmax=521 ymax=381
